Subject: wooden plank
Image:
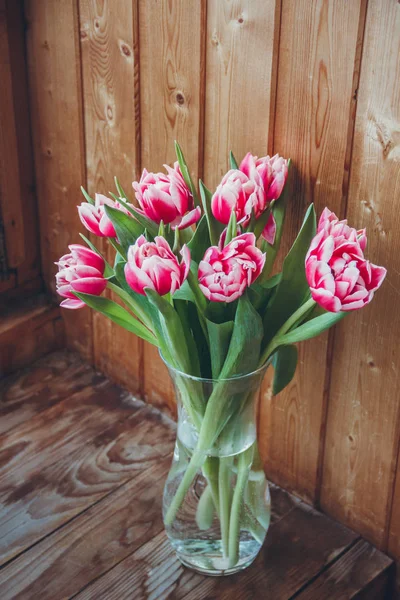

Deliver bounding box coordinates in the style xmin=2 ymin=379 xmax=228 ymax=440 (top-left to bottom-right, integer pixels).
xmin=3 ymin=0 xmax=40 ymax=284
xmin=0 ymin=296 xmax=64 ymax=378
xmin=24 ymin=0 xmax=92 ymax=359
xmin=203 ymin=0 xmax=281 ymax=189
xmin=0 ymin=460 xmax=170 ymax=600
xmin=74 ymin=484 xmax=300 ymax=600
xmin=79 ymin=493 xmax=358 ymax=600
xmin=297 ymin=539 xmax=393 ymax=600
xmin=0 ymin=350 xmax=101 ymax=435
xmin=321 ymin=0 xmax=400 ymax=549
xmin=79 ymin=0 xmax=142 ymax=393
xmin=0 ymin=0 xmax=25 ymax=268
xmin=0 ymin=402 xmax=175 ymax=565
xmin=258 ymin=0 xmax=364 ymax=503
xmin=0 ymin=381 xmax=137 ymax=494
xmin=139 ymin=0 xmax=206 ymax=412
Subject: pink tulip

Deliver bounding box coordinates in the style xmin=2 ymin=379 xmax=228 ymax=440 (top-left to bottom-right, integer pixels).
xmin=240 ymin=152 xmax=288 ymax=245
xmin=132 ymin=163 xmax=201 ymax=230
xmin=305 ymin=208 xmax=386 ymax=312
xmin=125 ymin=235 xmax=190 ymax=296
xmin=78 ymin=193 xmax=133 ymax=237
xmin=55 ymin=244 xmax=107 ymax=309
xmin=211 ymin=169 xmax=265 ymax=226
xmin=240 ymin=152 xmax=288 ymax=203
xmin=198 ymin=232 xmax=265 ymax=303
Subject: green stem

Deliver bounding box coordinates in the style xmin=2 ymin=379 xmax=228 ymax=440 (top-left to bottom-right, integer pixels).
xmin=228 ymin=444 xmax=254 ymax=567
xmin=202 ymin=457 xmax=220 ymax=515
xmin=164 ymin=447 xmax=206 ymax=526
xmin=218 ymin=457 xmax=232 ymax=558
xmin=107 ymin=281 xmax=155 ymax=334
xmin=260 ymin=297 xmax=316 ymax=365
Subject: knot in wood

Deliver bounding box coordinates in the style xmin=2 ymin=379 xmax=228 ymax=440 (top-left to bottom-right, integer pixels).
xmin=176 ymin=93 xmax=185 ymax=106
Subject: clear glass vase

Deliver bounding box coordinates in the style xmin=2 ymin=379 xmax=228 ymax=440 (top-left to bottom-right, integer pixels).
xmin=162 ymin=359 xmax=270 ymax=576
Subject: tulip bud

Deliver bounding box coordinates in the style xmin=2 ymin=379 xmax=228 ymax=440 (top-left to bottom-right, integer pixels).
xmin=198 ymin=232 xmax=265 ymax=303
xmin=78 ymin=193 xmax=133 ymax=238
xmin=132 ymin=163 xmax=201 ymax=230
xmin=124 ymin=235 xmax=190 ymax=296
xmin=305 ymin=208 xmax=386 ymax=312
xmin=55 ymin=244 xmax=107 ymax=309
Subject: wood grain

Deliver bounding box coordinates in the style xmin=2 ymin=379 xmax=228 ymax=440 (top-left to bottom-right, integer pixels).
xmin=0 ymin=351 xmax=392 ymax=599
xmin=321 ymin=0 xmax=400 ymax=550
xmin=74 ymin=484 xmax=300 ymax=600
xmin=0 ymin=296 xmax=64 ymax=378
xmin=0 ymin=460 xmax=170 ymax=600
xmin=258 ymin=0 xmax=364 ymax=503
xmin=0 ymin=0 xmax=25 ymax=268
xmin=0 ymin=400 xmax=174 ymax=565
xmin=79 ymin=0 xmax=142 ymax=392
xmin=24 ymin=0 xmax=92 ymax=359
xmin=204 ymin=0 xmax=281 ymax=189
xmin=297 ymin=539 xmax=393 ymax=600
xmin=139 ymin=0 xmax=206 ymax=412
xmin=0 ymin=350 xmax=102 ymax=434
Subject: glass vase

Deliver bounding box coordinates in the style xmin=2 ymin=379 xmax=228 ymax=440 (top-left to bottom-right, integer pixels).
xmin=162 ymin=359 xmax=270 ymax=576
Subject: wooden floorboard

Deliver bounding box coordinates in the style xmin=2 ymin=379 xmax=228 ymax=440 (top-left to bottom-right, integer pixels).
xmin=0 ymin=351 xmax=393 ymax=599
xmin=0 ymin=350 xmax=102 ymax=435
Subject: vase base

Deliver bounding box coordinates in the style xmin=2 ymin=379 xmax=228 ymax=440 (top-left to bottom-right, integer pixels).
xmin=170 ymin=538 xmax=260 ymax=576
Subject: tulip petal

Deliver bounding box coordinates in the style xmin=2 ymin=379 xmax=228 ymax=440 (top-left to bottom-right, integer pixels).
xmin=311 ymin=288 xmax=342 ymax=312
xmin=60 ymin=298 xmax=86 ymax=309
xmin=125 ymin=262 xmax=154 ymax=296
xmin=174 ymin=206 xmax=202 ymax=230
xmin=71 ymin=277 xmax=107 ymax=296
xmin=261 ymin=213 xmax=277 ymax=245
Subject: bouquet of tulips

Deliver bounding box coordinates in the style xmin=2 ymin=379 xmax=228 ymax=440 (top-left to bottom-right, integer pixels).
xmin=56 ymin=143 xmax=386 ymax=568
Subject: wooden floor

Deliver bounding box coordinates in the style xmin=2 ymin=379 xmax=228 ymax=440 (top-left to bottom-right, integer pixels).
xmin=0 ymin=351 xmax=394 ymax=599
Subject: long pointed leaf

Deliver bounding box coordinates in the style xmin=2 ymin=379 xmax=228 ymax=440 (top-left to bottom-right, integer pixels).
xmin=199 ymin=180 xmax=223 ymax=247
xmin=175 ymin=141 xmax=200 ymax=207
xmin=271 ymin=345 xmax=298 ymax=395
xmin=262 ymin=202 xmax=316 ymax=347
xmin=103 ymin=205 xmax=144 ymax=254
xmin=73 ymin=292 xmax=158 ymax=346
xmin=278 ymin=311 xmax=346 ymax=346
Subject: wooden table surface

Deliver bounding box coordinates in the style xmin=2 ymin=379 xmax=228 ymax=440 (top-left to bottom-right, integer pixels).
xmin=0 ymin=351 xmax=394 ymax=599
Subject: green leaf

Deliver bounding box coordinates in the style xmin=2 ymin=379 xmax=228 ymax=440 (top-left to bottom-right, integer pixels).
xmin=103 ymin=205 xmax=144 ymax=255
xmin=114 ymin=176 xmax=128 ymax=200
xmin=229 ymin=150 xmax=239 ymax=170
xmin=175 ymin=141 xmax=200 ymax=207
xmin=278 ymin=311 xmax=346 ymax=346
xmin=196 ymin=485 xmax=215 ymax=530
xmin=187 ymin=215 xmax=211 ymax=263
xmin=80 ymin=186 xmax=95 ymax=205
xmin=73 ymin=292 xmax=158 ymax=346
xmin=158 ymin=220 xmax=165 ymax=237
xmin=253 ymin=205 xmax=272 ymax=239
xmin=220 ymin=292 xmax=263 ymax=378
xmin=129 ymin=207 xmax=158 ymax=239
xmin=78 ymin=233 xmax=114 ymax=278
xmin=172 ymin=279 xmax=196 ymax=303
xmin=262 ymin=202 xmax=316 ymax=347
xmin=259 ymin=159 xmax=292 ymax=281
xmin=145 ymin=288 xmax=194 ymax=375
xmin=206 ymin=319 xmax=234 ymax=378
xmin=199 ymin=180 xmax=224 ymax=247
xmin=271 ymin=345 xmax=298 ymax=395
xmin=225 ymin=210 xmax=237 ymax=246
xmin=110 ymin=265 xmax=156 ymax=333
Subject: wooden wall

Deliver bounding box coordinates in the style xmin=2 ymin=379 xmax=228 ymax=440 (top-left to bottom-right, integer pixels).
xmin=24 ymin=0 xmax=400 ymax=564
